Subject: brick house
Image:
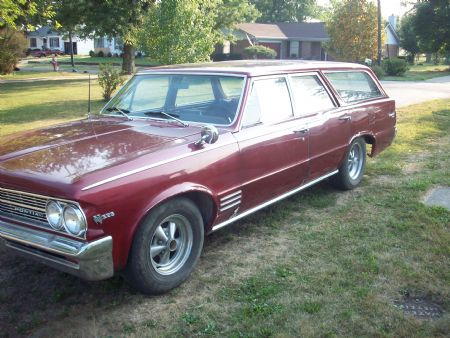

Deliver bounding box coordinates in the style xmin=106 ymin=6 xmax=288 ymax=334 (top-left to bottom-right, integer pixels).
xmin=218 ymin=22 xmax=330 ymax=60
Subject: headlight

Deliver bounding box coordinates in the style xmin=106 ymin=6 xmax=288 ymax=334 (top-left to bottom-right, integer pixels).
xmin=46 ymin=200 xmax=63 ymax=230
xmin=63 ymin=204 xmax=87 ymax=236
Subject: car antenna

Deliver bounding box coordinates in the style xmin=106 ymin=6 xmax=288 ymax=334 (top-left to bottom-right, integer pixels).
xmin=87 ymin=73 xmax=91 ymax=119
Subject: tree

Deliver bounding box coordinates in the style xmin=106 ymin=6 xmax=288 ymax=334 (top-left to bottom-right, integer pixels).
xmin=139 ymin=0 xmax=220 ymax=65
xmin=0 ymin=0 xmax=54 ymax=29
xmin=81 ymin=0 xmax=155 ymax=74
xmin=0 ymin=26 xmax=27 ymax=74
xmin=216 ymin=0 xmax=260 ymax=30
xmin=140 ymin=0 xmax=259 ymax=65
xmin=53 ymin=0 xmax=85 ymax=68
xmin=411 ymin=0 xmax=449 ymax=60
xmin=326 ymin=0 xmax=381 ymax=62
xmin=399 ymin=14 xmax=419 ymax=63
xmin=250 ymin=0 xmax=320 ymax=22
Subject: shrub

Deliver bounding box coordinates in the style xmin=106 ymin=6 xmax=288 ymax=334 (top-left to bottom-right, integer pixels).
xmin=89 ymin=50 xmax=95 ymax=57
xmin=107 ymin=52 xmax=112 ymax=57
xmin=370 ymin=65 xmax=385 ymax=79
xmin=97 ymin=50 xmax=105 ymax=57
xmin=244 ymin=45 xmax=277 ymax=59
xmin=382 ymin=58 xmax=408 ymax=76
xmin=98 ymin=63 xmax=125 ymax=100
xmin=0 ymin=27 xmax=27 ymax=75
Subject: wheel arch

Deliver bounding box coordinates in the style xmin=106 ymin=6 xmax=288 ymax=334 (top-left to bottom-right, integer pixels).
xmin=350 ymin=132 xmax=376 ymax=157
xmin=123 ymin=183 xmax=218 ymax=263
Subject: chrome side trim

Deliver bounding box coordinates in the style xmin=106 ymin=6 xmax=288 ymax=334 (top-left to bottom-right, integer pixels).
xmin=211 ymin=170 xmax=338 ymax=232
xmin=81 ymin=140 xmax=236 ymax=191
xmin=0 ymin=219 xmax=113 ymax=281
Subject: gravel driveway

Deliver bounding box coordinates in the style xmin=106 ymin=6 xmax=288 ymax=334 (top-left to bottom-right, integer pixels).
xmin=381 ymin=75 xmax=450 ymax=107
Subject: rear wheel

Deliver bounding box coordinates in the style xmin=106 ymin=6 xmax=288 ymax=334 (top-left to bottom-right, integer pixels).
xmin=330 ymin=137 xmax=366 ymax=190
xmin=125 ymin=198 xmax=204 ymax=294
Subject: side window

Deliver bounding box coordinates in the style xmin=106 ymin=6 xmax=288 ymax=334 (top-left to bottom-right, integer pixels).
xmin=242 ymin=77 xmax=293 ymax=127
xmin=291 ymin=75 xmax=335 ymax=115
xmin=325 ymin=71 xmax=383 ymax=103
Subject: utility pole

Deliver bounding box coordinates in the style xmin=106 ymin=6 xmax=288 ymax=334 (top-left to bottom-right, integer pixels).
xmin=377 ymin=0 xmax=382 ymax=65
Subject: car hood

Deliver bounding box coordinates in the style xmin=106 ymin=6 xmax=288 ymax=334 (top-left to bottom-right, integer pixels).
xmin=0 ymin=117 xmax=201 ymax=183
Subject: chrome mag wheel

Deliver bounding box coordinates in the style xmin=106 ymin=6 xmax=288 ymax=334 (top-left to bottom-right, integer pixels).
xmin=347 ymin=142 xmax=364 ymax=180
xmin=149 ymin=214 xmax=193 ymax=276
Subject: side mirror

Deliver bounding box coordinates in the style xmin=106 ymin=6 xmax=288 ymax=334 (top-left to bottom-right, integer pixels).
xmin=195 ymin=125 xmax=219 ymax=146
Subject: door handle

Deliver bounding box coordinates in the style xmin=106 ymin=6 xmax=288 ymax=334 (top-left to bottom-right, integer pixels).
xmin=388 ymin=111 xmax=396 ymax=118
xmin=293 ymin=128 xmax=309 ymax=134
xmin=339 ymin=115 xmax=352 ymax=121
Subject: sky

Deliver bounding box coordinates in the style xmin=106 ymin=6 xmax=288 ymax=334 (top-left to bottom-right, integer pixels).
xmin=317 ymin=0 xmax=414 ymax=18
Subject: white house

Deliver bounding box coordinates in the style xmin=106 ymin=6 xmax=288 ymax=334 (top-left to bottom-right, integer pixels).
xmin=27 ymin=26 xmax=94 ymax=55
xmin=93 ymin=37 xmax=123 ymax=56
xmin=384 ymin=15 xmax=400 ymax=58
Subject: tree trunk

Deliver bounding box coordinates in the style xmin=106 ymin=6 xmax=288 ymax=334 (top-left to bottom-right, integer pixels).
xmin=69 ymin=31 xmax=74 ymax=68
xmin=122 ymin=42 xmax=135 ymax=75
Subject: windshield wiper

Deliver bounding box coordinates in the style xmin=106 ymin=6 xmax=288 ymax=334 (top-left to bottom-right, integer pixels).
xmin=144 ymin=110 xmax=188 ymax=127
xmin=106 ymin=107 xmax=133 ymax=121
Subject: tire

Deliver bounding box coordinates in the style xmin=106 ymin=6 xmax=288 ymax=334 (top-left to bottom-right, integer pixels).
xmin=330 ymin=137 xmax=366 ymax=190
xmin=125 ymin=198 xmax=204 ymax=294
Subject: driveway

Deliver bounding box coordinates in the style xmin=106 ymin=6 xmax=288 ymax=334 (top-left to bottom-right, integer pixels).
xmin=381 ymin=75 xmax=450 ymax=107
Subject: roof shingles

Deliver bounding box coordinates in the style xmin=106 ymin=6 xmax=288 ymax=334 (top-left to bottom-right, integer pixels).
xmin=236 ymin=22 xmax=329 ymax=41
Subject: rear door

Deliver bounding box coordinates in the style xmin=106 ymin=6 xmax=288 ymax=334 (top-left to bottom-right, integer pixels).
xmin=288 ymin=72 xmax=349 ymax=179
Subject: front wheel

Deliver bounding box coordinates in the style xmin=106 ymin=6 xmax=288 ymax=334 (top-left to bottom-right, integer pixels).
xmin=330 ymin=137 xmax=366 ymax=190
xmin=125 ymin=198 xmax=204 ymax=294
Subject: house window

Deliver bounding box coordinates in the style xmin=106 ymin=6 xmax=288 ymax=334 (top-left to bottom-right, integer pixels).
xmin=94 ymin=38 xmax=105 ymax=48
xmin=49 ymin=37 xmax=59 ymax=48
xmin=30 ymin=38 xmax=37 ymax=48
xmin=289 ymin=41 xmax=299 ymax=58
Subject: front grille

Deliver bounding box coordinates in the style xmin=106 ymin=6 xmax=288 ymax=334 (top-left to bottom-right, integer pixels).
xmin=0 ymin=187 xmax=49 ymax=225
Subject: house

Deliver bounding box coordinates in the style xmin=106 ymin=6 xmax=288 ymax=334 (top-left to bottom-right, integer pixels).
xmin=93 ymin=37 xmax=123 ymax=56
xmin=384 ymin=15 xmax=400 ymax=58
xmin=217 ymin=22 xmax=329 ymax=60
xmin=27 ymin=26 xmax=94 ymax=55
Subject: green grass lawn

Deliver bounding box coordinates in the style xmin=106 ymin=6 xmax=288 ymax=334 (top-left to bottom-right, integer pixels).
xmin=0 ymin=77 xmax=448 ymax=336
xmin=383 ymin=63 xmax=450 ymax=81
xmin=26 ymin=55 xmax=159 ymax=66
xmin=0 ymin=79 xmax=104 ymax=136
xmin=0 ymin=70 xmax=89 ymax=80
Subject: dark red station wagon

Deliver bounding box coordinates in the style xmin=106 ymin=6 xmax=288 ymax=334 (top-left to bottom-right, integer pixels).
xmin=0 ymin=60 xmax=396 ymax=294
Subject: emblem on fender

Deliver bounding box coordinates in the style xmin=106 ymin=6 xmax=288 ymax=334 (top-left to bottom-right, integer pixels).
xmin=93 ymin=211 xmax=115 ymax=224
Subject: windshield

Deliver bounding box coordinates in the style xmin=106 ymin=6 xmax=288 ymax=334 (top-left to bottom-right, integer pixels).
xmin=102 ymin=74 xmax=246 ymax=126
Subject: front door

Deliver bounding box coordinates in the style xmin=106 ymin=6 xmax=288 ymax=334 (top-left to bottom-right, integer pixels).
xmin=234 ymin=76 xmax=309 ymax=212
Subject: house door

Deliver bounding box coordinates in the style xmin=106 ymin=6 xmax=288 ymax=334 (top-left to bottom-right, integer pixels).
xmin=64 ymin=42 xmax=78 ymax=55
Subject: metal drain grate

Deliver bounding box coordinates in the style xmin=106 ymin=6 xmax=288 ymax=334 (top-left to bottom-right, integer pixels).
xmin=394 ymin=297 xmax=443 ymax=319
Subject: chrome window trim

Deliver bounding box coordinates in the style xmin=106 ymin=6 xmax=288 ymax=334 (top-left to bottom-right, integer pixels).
xmin=211 ymin=170 xmax=338 ymax=232
xmin=100 ymin=72 xmax=248 ymax=128
xmin=287 ymin=71 xmax=339 ymax=115
xmin=0 ymin=187 xmax=87 ymax=240
xmin=239 ymin=74 xmax=295 ymax=129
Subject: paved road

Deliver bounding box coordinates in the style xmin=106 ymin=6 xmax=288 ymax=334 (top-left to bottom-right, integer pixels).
xmin=381 ymin=75 xmax=450 ymax=107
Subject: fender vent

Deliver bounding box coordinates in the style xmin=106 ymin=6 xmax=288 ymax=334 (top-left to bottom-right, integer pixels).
xmin=219 ymin=190 xmax=242 ymax=213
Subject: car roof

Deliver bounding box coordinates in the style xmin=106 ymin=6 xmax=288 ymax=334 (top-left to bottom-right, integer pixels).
xmin=138 ymin=60 xmax=370 ymax=77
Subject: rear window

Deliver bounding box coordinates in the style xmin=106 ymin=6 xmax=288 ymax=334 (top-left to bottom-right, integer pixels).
xmin=325 ymin=71 xmax=383 ymax=103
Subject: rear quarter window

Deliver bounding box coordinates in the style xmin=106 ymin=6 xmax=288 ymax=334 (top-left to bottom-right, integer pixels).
xmin=325 ymin=71 xmax=383 ymax=104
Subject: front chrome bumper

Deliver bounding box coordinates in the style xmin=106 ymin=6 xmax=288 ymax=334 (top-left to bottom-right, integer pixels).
xmin=0 ymin=219 xmax=113 ymax=281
